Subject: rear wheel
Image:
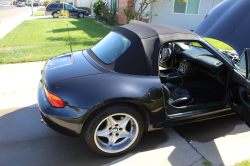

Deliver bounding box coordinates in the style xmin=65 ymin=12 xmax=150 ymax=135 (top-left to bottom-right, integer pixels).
xmin=84 ymin=104 xmax=144 ymax=156
xmin=78 ymin=12 xmax=84 ymax=18
xmin=52 ymin=12 xmax=58 ymax=18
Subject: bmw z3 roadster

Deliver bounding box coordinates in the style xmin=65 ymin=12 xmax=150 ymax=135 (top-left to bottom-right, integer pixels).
xmin=38 ymin=21 xmax=250 ymax=156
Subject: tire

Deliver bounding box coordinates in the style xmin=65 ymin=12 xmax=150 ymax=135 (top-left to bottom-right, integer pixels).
xmin=52 ymin=12 xmax=58 ymax=18
xmin=84 ymin=104 xmax=144 ymax=156
xmin=78 ymin=12 xmax=84 ymax=18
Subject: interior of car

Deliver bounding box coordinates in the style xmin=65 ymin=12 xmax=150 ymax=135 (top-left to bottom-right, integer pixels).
xmin=159 ymin=41 xmax=228 ymax=112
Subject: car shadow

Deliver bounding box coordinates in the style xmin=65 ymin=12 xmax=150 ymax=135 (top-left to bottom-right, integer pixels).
xmin=0 ymin=105 xmax=248 ymax=166
xmin=45 ymin=18 xmax=110 ymax=45
xmin=173 ymin=114 xmax=250 ymax=165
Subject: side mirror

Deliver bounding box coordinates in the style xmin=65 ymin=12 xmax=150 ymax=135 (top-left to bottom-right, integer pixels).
xmin=236 ymin=48 xmax=250 ymax=79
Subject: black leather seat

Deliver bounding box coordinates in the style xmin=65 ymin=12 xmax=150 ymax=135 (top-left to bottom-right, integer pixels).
xmin=162 ymin=83 xmax=193 ymax=107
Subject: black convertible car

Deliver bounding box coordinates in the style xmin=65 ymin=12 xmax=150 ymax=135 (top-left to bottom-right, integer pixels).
xmin=38 ymin=1 xmax=250 ymax=156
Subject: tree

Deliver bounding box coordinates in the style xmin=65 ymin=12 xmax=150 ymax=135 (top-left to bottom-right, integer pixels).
xmin=122 ymin=0 xmax=185 ymax=22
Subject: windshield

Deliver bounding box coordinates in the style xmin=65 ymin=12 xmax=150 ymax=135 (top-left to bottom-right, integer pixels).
xmin=91 ymin=32 xmax=131 ymax=64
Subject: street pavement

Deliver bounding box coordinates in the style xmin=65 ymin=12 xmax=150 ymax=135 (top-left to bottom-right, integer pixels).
xmin=0 ymin=62 xmax=250 ymax=166
xmin=0 ymin=6 xmax=37 ymax=39
xmin=0 ymin=6 xmax=31 ymax=21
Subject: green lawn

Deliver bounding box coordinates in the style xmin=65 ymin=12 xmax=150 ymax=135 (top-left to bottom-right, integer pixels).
xmin=0 ymin=18 xmax=111 ymax=64
xmin=0 ymin=18 xmax=234 ymax=64
xmin=204 ymin=37 xmax=234 ymax=50
xmin=233 ymin=159 xmax=250 ymax=166
xmin=33 ymin=11 xmax=45 ymax=16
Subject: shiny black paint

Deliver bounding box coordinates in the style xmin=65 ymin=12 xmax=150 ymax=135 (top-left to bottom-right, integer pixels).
xmin=44 ymin=52 xmax=102 ymax=85
xmin=38 ymin=50 xmax=167 ymax=136
xmin=194 ymin=0 xmax=250 ymax=55
xmin=38 ymin=48 xmax=239 ymax=137
xmin=156 ymin=107 xmax=234 ymax=128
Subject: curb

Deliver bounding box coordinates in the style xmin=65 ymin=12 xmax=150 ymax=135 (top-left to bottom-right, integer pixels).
xmin=95 ymin=20 xmax=113 ymax=29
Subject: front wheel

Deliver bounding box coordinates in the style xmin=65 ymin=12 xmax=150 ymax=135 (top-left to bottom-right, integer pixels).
xmin=78 ymin=12 xmax=84 ymax=18
xmin=84 ymin=104 xmax=144 ymax=156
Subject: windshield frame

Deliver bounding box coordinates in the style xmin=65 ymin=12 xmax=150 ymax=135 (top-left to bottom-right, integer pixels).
xmin=200 ymin=38 xmax=235 ymax=68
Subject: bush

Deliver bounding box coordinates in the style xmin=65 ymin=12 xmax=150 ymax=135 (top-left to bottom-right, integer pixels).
xmin=100 ymin=6 xmax=118 ymax=26
xmin=92 ymin=0 xmax=105 ymax=18
xmin=44 ymin=1 xmax=49 ymax=7
xmin=75 ymin=7 xmax=91 ymax=14
xmin=121 ymin=7 xmax=134 ymax=24
xmin=57 ymin=10 xmax=69 ymax=17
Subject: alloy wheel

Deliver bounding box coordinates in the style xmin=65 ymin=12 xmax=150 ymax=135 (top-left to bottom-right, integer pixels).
xmin=53 ymin=13 xmax=58 ymax=18
xmin=94 ymin=113 xmax=139 ymax=153
xmin=79 ymin=13 xmax=84 ymax=18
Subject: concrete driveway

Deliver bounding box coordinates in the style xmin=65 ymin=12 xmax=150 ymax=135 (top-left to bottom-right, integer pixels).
xmin=0 ymin=62 xmax=250 ymax=166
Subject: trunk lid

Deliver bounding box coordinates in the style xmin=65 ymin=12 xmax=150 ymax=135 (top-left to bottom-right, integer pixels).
xmin=43 ymin=51 xmax=102 ymax=86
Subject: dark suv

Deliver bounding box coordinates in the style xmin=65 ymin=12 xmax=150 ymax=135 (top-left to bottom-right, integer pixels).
xmin=45 ymin=3 xmax=89 ymax=18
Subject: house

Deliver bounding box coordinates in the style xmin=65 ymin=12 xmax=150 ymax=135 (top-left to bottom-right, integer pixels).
xmin=1 ymin=0 xmax=12 ymax=5
xmin=91 ymin=0 xmax=223 ymax=30
xmin=74 ymin=0 xmax=91 ymax=8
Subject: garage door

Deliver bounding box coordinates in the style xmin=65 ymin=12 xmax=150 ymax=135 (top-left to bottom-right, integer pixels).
xmin=1 ymin=1 xmax=11 ymax=5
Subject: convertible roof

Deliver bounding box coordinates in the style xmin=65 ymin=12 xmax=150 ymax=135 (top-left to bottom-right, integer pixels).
xmin=88 ymin=23 xmax=201 ymax=76
xmin=119 ymin=23 xmax=199 ymax=39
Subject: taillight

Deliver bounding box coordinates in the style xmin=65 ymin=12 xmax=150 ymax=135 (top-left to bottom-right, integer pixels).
xmin=46 ymin=7 xmax=49 ymax=10
xmin=44 ymin=88 xmax=65 ymax=107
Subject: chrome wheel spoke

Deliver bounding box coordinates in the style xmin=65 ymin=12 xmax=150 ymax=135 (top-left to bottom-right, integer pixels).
xmin=96 ymin=130 xmax=110 ymax=137
xmin=108 ymin=134 xmax=119 ymax=146
xmin=107 ymin=116 xmax=117 ymax=127
xmin=119 ymin=116 xmax=130 ymax=128
xmin=119 ymin=130 xmax=131 ymax=138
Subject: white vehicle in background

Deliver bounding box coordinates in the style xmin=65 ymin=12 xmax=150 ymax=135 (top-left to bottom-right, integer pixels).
xmin=38 ymin=1 xmax=44 ymax=6
xmin=0 ymin=2 xmax=3 ymax=7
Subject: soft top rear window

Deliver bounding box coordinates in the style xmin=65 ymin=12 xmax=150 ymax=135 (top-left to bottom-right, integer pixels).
xmin=91 ymin=32 xmax=131 ymax=64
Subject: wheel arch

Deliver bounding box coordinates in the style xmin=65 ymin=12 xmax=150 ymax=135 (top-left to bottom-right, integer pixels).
xmin=52 ymin=11 xmax=58 ymax=15
xmin=77 ymin=11 xmax=85 ymax=15
xmin=81 ymin=100 xmax=151 ymax=135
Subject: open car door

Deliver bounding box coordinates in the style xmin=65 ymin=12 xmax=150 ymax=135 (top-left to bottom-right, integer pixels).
xmin=230 ymin=48 xmax=250 ymax=127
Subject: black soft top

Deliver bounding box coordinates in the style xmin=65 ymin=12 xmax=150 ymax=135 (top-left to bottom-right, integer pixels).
xmin=88 ymin=23 xmax=201 ymax=76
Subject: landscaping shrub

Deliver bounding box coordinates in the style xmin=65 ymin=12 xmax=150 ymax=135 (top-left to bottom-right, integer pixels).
xmin=100 ymin=6 xmax=118 ymax=26
xmin=57 ymin=10 xmax=69 ymax=17
xmin=44 ymin=1 xmax=49 ymax=7
xmin=76 ymin=7 xmax=91 ymax=14
xmin=92 ymin=0 xmax=105 ymax=18
xmin=121 ymin=7 xmax=134 ymax=24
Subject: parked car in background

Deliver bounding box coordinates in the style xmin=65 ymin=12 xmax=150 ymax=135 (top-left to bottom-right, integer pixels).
xmin=38 ymin=1 xmax=44 ymax=6
xmin=17 ymin=2 xmax=25 ymax=7
xmin=45 ymin=3 xmax=89 ymax=18
xmin=0 ymin=2 xmax=3 ymax=7
xmin=28 ymin=2 xmax=39 ymax=7
xmin=68 ymin=1 xmax=73 ymax=5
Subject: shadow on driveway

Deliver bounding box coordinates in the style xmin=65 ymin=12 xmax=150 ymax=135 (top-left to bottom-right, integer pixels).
xmin=0 ymin=105 xmax=248 ymax=166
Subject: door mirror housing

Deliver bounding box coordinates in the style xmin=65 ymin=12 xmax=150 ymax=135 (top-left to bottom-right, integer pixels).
xmin=245 ymin=48 xmax=250 ymax=79
xmin=236 ymin=48 xmax=250 ymax=79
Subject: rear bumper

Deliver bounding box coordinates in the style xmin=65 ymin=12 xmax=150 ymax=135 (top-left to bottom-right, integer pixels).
xmin=37 ymin=82 xmax=89 ymax=137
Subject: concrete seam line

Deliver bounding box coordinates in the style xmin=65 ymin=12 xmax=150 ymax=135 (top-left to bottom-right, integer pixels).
xmin=189 ymin=157 xmax=204 ymax=166
xmin=183 ymin=138 xmax=212 ymax=165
